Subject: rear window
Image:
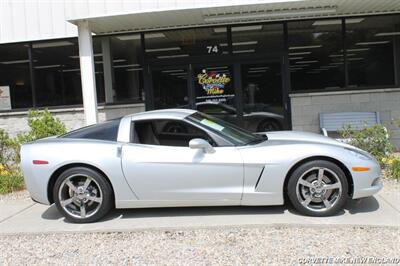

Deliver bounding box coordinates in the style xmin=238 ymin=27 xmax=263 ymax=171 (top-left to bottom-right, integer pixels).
xmin=62 ymin=118 xmax=121 ymax=141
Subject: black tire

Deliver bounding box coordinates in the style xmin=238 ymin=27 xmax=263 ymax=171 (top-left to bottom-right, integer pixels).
xmin=53 ymin=167 xmax=113 ymax=223
xmin=257 ymin=119 xmax=281 ymax=132
xmin=287 ymin=160 xmax=348 ymax=217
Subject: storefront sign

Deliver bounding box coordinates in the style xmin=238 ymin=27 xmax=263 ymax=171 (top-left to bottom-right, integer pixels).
xmin=197 ymin=69 xmax=231 ymax=96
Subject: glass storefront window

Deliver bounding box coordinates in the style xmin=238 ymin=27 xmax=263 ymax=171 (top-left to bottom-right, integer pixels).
xmin=0 ymin=44 xmax=32 ymax=109
xmin=288 ymin=19 xmax=345 ymax=91
xmin=346 ymin=15 xmax=398 ymax=88
xmin=32 ymin=40 xmax=82 ymax=107
xmin=231 ymin=23 xmax=283 ymax=55
xmin=94 ymin=35 xmax=144 ymax=104
xmin=144 ymin=27 xmax=228 ymax=60
xmin=194 ymin=64 xmax=239 ymax=127
xmin=194 ymin=65 xmax=234 ymax=105
xmin=93 ymin=38 xmax=105 ymax=103
xmin=153 ymin=67 xmax=188 ymax=109
xmin=110 ymin=34 xmax=143 ymax=103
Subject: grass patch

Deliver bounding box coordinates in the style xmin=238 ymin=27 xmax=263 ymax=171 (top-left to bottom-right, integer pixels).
xmin=0 ymin=174 xmax=25 ymax=194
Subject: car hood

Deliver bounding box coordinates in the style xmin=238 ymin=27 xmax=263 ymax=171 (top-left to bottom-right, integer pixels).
xmin=259 ymin=130 xmax=371 ymax=157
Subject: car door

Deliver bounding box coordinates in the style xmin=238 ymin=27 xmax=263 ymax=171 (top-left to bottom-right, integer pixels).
xmin=121 ymin=119 xmax=243 ymax=205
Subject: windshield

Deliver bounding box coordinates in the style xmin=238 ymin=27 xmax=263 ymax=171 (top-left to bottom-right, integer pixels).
xmin=186 ymin=112 xmax=267 ymax=146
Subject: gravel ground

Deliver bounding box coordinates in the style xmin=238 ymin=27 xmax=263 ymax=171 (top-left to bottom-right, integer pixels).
xmin=382 ymin=175 xmax=400 ymax=192
xmin=0 ymin=189 xmax=31 ymax=202
xmin=0 ymin=189 xmax=30 ymax=202
xmin=0 ymin=226 xmax=399 ymax=265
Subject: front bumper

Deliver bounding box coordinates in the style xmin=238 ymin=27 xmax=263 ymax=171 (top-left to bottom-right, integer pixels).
xmin=351 ymin=161 xmax=383 ymax=199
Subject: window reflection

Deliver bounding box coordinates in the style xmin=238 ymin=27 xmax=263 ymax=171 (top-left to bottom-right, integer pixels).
xmin=32 ymin=40 xmax=83 ymax=107
xmin=111 ymin=35 xmax=144 ymax=103
xmin=288 ymin=19 xmax=345 ymax=91
xmin=0 ymin=44 xmax=32 ymax=109
xmin=346 ymin=16 xmax=398 ymax=88
xmin=145 ymin=27 xmax=228 ymax=60
xmin=94 ymin=35 xmax=144 ymax=104
xmin=153 ymin=68 xmax=188 ymax=109
xmin=93 ymin=38 xmax=105 ymax=104
xmin=231 ymin=24 xmax=283 ymax=55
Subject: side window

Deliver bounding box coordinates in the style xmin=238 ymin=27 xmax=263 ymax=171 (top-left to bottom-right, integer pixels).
xmin=132 ymin=119 xmax=215 ymax=147
xmin=62 ymin=118 xmax=121 ymax=141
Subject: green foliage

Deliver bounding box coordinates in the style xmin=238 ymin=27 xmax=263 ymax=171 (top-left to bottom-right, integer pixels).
xmin=16 ymin=109 xmax=66 ymax=143
xmin=13 ymin=109 xmax=67 ymax=163
xmin=0 ymin=173 xmax=24 ymax=194
xmin=340 ymin=124 xmax=392 ymax=164
xmin=382 ymin=154 xmax=400 ymax=180
xmin=0 ymin=129 xmax=15 ymax=168
xmin=0 ymin=129 xmax=23 ymax=194
xmin=0 ymin=109 xmax=67 ymax=194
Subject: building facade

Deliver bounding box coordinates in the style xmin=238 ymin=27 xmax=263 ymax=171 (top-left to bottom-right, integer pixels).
xmin=0 ymin=0 xmax=400 ymax=144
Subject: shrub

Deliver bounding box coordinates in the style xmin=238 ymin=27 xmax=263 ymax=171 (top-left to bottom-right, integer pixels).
xmin=340 ymin=124 xmax=392 ymax=164
xmin=14 ymin=109 xmax=67 ymax=163
xmin=382 ymin=154 xmax=400 ymax=180
xmin=0 ymin=170 xmax=24 ymax=194
xmin=0 ymin=109 xmax=67 ymax=194
xmin=16 ymin=109 xmax=66 ymax=143
xmin=0 ymin=129 xmax=23 ymax=194
xmin=0 ymin=129 xmax=16 ymax=169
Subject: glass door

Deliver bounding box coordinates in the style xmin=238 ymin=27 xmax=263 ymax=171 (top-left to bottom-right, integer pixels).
xmin=193 ymin=64 xmax=240 ymax=125
xmin=152 ymin=66 xmax=188 ymax=109
xmin=241 ymin=61 xmax=286 ymax=131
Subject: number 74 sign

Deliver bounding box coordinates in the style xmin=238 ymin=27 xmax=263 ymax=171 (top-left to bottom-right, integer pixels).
xmin=206 ymin=45 xmax=220 ymax=54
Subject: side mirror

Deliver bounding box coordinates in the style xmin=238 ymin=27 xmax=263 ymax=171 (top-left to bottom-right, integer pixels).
xmin=189 ymin=138 xmax=215 ymax=154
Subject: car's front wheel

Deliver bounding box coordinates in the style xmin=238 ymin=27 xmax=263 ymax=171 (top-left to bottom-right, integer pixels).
xmin=53 ymin=167 xmax=113 ymax=223
xmin=287 ymin=160 xmax=348 ymax=217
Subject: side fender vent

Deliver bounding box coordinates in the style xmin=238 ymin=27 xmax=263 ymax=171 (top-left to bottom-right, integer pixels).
xmin=255 ymin=166 xmax=265 ymax=191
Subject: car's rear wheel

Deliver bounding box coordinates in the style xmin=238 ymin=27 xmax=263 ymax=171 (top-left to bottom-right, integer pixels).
xmin=53 ymin=167 xmax=113 ymax=223
xmin=257 ymin=119 xmax=281 ymax=132
xmin=287 ymin=160 xmax=348 ymax=217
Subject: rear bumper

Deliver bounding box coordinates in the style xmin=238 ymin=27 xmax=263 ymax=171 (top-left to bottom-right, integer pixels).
xmin=23 ymin=174 xmax=51 ymax=205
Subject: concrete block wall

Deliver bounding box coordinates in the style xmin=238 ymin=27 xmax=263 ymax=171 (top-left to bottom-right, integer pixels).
xmin=290 ymin=88 xmax=400 ymax=147
xmin=0 ymin=103 xmax=145 ymax=137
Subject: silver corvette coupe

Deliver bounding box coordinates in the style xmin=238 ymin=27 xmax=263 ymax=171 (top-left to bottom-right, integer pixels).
xmin=21 ymin=109 xmax=382 ymax=223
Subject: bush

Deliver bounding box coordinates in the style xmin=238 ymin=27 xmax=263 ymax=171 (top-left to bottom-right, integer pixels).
xmin=14 ymin=109 xmax=67 ymax=163
xmin=0 ymin=170 xmax=25 ymax=194
xmin=0 ymin=109 xmax=67 ymax=194
xmin=0 ymin=129 xmax=23 ymax=194
xmin=16 ymin=109 xmax=66 ymax=143
xmin=340 ymin=124 xmax=392 ymax=164
xmin=382 ymin=154 xmax=400 ymax=180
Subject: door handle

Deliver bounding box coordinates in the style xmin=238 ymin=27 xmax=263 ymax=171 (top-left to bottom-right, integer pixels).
xmin=117 ymin=146 xmax=122 ymax=157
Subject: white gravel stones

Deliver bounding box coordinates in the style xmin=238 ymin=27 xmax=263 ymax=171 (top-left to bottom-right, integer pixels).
xmin=0 ymin=226 xmax=399 ymax=265
xmin=0 ymin=190 xmax=30 ymax=202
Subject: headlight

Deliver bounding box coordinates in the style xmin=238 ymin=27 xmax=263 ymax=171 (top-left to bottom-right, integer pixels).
xmin=347 ymin=149 xmax=372 ymax=161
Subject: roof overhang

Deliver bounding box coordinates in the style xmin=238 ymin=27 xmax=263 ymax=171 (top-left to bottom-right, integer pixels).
xmin=68 ymin=0 xmax=400 ymax=35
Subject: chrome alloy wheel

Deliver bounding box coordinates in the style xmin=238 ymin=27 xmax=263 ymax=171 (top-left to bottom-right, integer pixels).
xmin=58 ymin=174 xmax=103 ymax=219
xmin=295 ymin=167 xmax=342 ymax=212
